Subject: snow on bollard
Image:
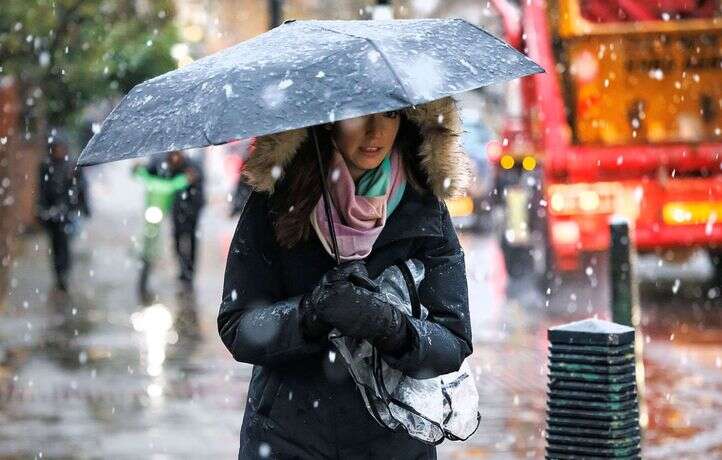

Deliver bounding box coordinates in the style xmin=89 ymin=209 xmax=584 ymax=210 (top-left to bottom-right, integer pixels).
xmin=545 ymin=318 xmax=641 ymax=459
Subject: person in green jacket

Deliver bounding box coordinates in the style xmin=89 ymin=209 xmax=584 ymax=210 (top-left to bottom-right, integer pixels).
xmin=133 ymin=163 xmax=191 ymax=302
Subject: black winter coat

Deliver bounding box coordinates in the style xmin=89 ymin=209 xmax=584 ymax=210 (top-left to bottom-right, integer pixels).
xmin=218 ymin=183 xmax=472 ymax=459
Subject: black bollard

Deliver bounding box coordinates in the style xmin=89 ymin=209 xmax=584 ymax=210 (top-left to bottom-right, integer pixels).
xmin=609 ymin=217 xmax=639 ymax=327
xmin=545 ymin=318 xmax=641 ymax=459
xmin=608 ymin=217 xmax=648 ymax=429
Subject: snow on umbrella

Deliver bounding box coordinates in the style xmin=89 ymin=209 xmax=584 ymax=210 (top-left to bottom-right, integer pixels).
xmin=78 ymin=18 xmax=543 ymax=166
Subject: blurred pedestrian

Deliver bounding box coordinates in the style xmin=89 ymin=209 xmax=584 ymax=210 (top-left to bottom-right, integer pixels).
xmin=218 ymin=98 xmax=473 ymax=459
xmin=146 ymin=151 xmax=205 ymax=290
xmin=37 ymin=130 xmax=91 ymax=292
xmin=133 ymin=159 xmax=190 ymax=302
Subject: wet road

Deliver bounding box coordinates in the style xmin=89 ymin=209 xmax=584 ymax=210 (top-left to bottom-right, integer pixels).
xmin=1 ymin=159 xmax=721 ymax=459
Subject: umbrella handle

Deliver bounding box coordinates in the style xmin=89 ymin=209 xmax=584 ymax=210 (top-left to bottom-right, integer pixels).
xmin=312 ymin=126 xmax=341 ymax=265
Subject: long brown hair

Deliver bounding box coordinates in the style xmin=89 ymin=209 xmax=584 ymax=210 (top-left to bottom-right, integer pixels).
xmin=270 ymin=114 xmax=425 ymax=249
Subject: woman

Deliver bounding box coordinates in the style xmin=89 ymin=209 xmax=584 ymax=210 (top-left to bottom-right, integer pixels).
xmin=218 ymin=97 xmax=473 ymax=459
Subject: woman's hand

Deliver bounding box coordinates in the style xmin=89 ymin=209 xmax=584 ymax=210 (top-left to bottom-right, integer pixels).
xmin=316 ymin=274 xmax=410 ymax=354
xmin=298 ymin=261 xmax=368 ymax=340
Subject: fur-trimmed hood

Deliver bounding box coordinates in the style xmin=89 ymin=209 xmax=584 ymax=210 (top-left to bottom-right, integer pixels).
xmin=242 ymin=97 xmax=472 ymax=199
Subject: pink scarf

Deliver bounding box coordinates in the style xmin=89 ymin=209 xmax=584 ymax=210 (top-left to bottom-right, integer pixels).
xmin=311 ymin=150 xmax=406 ymax=261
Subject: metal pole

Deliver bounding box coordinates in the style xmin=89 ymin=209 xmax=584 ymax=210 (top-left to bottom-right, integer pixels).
xmin=269 ymin=0 xmax=283 ymax=29
xmin=608 ymin=216 xmax=647 ymax=431
xmin=609 ymin=217 xmax=638 ymax=327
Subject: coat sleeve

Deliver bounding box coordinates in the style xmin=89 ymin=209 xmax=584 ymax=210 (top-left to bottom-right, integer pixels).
xmin=170 ymin=174 xmax=189 ymax=192
xmin=217 ymin=192 xmax=324 ymax=367
xmin=381 ymin=205 xmax=473 ymax=379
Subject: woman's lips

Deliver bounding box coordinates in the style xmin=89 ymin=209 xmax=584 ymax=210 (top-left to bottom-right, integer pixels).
xmin=360 ymin=146 xmax=382 ymax=155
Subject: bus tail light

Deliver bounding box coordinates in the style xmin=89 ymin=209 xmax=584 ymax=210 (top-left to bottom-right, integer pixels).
xmin=552 ymin=221 xmax=580 ymax=245
xmin=548 ymin=183 xmax=621 ymax=215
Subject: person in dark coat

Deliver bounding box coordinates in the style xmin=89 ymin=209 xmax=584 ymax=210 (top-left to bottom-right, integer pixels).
xmin=218 ymin=97 xmax=473 ymax=460
xmin=146 ymin=150 xmax=205 ymax=289
xmin=37 ymin=131 xmax=91 ymax=292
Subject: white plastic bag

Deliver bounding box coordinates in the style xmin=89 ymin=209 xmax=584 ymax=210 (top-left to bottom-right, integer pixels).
xmin=330 ymin=259 xmax=480 ymax=444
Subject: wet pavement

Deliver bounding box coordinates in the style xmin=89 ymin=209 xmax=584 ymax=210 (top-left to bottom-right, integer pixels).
xmin=1 ymin=159 xmax=721 ymax=459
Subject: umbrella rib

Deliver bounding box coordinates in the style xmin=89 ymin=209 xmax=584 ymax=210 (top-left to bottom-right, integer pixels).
xmin=307 ymin=24 xmax=415 ymax=106
xmin=201 ymin=125 xmax=214 ymax=146
xmin=364 ymin=38 xmax=415 ymax=106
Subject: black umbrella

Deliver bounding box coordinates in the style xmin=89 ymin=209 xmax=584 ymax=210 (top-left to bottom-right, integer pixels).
xmin=80 ymin=18 xmax=543 ymax=262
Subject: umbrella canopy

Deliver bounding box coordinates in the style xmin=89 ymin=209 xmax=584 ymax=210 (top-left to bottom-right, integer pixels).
xmin=78 ymin=18 xmax=543 ymax=166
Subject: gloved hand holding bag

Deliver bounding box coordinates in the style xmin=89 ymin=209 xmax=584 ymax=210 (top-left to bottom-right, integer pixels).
xmin=299 ymin=260 xmax=411 ymax=355
xmin=298 ymin=260 xmax=368 ymax=340
xmin=314 ymin=267 xmax=411 ymax=355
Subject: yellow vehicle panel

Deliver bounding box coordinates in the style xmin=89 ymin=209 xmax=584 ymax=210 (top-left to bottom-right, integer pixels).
xmin=551 ymin=0 xmax=722 ymax=146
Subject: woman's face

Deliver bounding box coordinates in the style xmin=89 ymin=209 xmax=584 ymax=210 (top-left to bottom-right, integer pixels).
xmin=332 ymin=111 xmax=401 ymax=180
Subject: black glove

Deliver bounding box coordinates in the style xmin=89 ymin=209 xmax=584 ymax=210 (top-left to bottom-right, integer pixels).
xmin=298 ymin=294 xmax=333 ymax=340
xmin=298 ymin=261 xmax=369 ymax=340
xmin=316 ymin=272 xmax=411 ymax=354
